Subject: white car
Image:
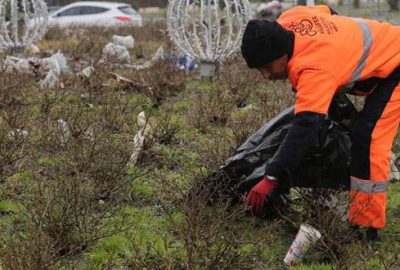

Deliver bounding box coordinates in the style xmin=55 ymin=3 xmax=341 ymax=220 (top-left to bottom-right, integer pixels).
xmin=47 ymin=1 xmax=143 ymax=28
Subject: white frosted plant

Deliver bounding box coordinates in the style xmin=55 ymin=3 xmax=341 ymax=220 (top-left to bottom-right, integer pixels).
xmin=0 ymin=0 xmax=48 ymax=52
xmin=167 ymin=0 xmax=251 ymax=77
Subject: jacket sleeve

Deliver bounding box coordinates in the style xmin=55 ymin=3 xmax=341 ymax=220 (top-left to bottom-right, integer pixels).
xmin=265 ymin=68 xmax=338 ymax=183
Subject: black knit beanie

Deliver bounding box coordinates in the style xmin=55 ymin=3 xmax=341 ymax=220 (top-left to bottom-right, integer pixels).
xmin=241 ymin=19 xmax=294 ymax=69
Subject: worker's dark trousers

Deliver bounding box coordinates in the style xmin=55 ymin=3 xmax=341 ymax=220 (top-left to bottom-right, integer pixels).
xmin=350 ymin=67 xmax=400 ymax=229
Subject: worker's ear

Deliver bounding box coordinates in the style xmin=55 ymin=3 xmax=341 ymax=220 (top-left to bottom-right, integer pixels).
xmin=276 ymin=54 xmax=288 ymax=65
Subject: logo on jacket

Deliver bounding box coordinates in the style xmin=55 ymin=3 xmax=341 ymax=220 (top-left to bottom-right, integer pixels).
xmin=289 ymin=19 xmax=317 ymax=36
xmin=289 ymin=17 xmax=339 ymax=36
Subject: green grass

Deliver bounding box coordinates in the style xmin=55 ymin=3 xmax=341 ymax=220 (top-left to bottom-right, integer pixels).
xmin=2 ymin=13 xmax=400 ymax=269
xmin=82 ymin=207 xmax=180 ymax=269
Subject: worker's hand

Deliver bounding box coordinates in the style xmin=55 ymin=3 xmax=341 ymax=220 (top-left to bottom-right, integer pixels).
xmin=246 ymin=176 xmax=278 ymax=215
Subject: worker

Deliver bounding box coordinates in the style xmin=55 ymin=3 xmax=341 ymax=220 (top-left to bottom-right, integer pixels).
xmin=241 ymin=5 xmax=400 ymax=241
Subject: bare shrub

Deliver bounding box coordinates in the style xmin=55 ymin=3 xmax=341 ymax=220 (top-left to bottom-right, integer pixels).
xmin=67 ymin=63 xmax=111 ymax=93
xmin=143 ymin=171 xmax=270 ymax=270
xmin=218 ymin=55 xmax=264 ymax=108
xmin=69 ymin=31 xmax=106 ymax=62
xmin=110 ymin=61 xmax=186 ymax=106
xmin=131 ymin=21 xmax=168 ymax=43
xmin=1 ymin=224 xmax=58 ymax=269
xmin=187 ymin=85 xmax=235 ymax=132
xmin=135 ymin=109 xmax=185 ymax=168
xmin=0 ymin=73 xmax=37 ymax=182
xmin=377 ymin=247 xmax=400 ymax=270
xmin=1 ymin=130 xmax=134 ymax=268
xmin=252 ymin=81 xmax=295 ymax=117
xmin=131 ymin=21 xmax=170 ymax=59
xmin=0 ymin=125 xmax=29 ymax=183
xmin=193 ymin=131 xmax=235 ymax=173
xmin=226 ymin=108 xmax=269 ymax=149
xmin=151 ymin=112 xmax=180 ymax=145
xmin=0 ymin=81 xmax=147 ymax=268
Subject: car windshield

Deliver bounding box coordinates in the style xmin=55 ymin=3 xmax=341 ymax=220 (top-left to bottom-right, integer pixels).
xmin=118 ymin=6 xmax=137 ymax=15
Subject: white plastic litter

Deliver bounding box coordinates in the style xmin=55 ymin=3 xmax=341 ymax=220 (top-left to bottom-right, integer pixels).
xmin=48 ymin=51 xmax=69 ymax=74
xmin=2 ymin=51 xmax=69 ymax=88
xmin=137 ymin=111 xmax=147 ymax=127
xmin=102 ymin=42 xmax=131 ymax=64
xmin=39 ymin=69 xmax=59 ymax=89
xmin=3 ymin=56 xmax=33 ymax=73
xmin=153 ymin=46 xmax=165 ymax=60
xmin=84 ymin=125 xmax=95 ymax=141
xmin=112 ymin=35 xmax=135 ymax=49
xmin=57 ymin=119 xmax=71 ymax=144
xmin=128 ymin=112 xmax=151 ymax=166
xmin=80 ymin=66 xmax=95 ymax=78
xmin=39 ymin=51 xmax=69 ymax=75
xmin=129 ymin=130 xmax=145 ymax=166
xmin=7 ymin=129 xmax=28 ymax=139
xmin=38 ymin=51 xmax=69 ymax=88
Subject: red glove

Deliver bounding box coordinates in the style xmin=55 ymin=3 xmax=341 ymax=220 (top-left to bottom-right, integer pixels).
xmin=247 ymin=176 xmax=278 ymax=215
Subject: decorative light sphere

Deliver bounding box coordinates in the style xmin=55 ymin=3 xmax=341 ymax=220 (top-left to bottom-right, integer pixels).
xmin=0 ymin=0 xmax=48 ymax=51
xmin=167 ymin=0 xmax=252 ymax=64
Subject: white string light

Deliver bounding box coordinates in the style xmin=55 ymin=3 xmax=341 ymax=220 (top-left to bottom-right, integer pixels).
xmin=167 ymin=0 xmax=251 ymax=65
xmin=0 ymin=0 xmax=48 ymax=52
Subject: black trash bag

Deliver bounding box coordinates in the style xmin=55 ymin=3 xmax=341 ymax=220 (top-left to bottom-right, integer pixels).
xmin=218 ymin=93 xmax=358 ymax=200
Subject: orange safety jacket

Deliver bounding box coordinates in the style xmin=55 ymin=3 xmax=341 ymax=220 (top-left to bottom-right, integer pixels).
xmin=265 ymin=6 xmax=400 ymax=186
xmin=280 ymin=5 xmax=400 ymax=114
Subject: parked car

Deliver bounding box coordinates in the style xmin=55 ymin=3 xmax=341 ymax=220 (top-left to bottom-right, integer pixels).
xmin=46 ymin=1 xmax=142 ymax=28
